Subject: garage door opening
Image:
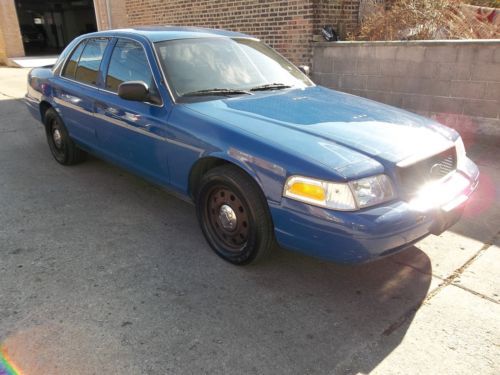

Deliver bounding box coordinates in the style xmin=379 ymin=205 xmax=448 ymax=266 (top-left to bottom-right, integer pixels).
xmin=15 ymin=0 xmax=97 ymax=56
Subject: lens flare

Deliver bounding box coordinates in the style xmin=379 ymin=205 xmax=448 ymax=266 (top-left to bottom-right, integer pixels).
xmin=463 ymin=171 xmax=496 ymax=218
xmin=0 ymin=346 xmax=22 ymax=375
xmin=409 ymin=172 xmax=471 ymax=212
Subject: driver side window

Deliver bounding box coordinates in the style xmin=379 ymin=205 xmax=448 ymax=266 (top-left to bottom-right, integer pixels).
xmin=105 ymin=39 xmax=161 ymax=104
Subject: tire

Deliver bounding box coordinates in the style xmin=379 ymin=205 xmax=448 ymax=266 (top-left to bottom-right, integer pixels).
xmin=44 ymin=108 xmax=86 ymax=165
xmin=196 ymin=165 xmax=274 ymax=265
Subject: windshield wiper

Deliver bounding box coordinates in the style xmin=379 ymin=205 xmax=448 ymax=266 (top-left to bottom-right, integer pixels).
xmin=249 ymin=83 xmax=292 ymax=91
xmin=182 ymin=88 xmax=251 ymax=97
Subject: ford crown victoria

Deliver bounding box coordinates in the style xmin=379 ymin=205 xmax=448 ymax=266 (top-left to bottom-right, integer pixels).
xmin=25 ymin=27 xmax=479 ymax=265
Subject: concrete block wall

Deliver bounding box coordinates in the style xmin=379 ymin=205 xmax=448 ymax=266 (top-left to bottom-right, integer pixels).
xmin=312 ymin=40 xmax=500 ymax=140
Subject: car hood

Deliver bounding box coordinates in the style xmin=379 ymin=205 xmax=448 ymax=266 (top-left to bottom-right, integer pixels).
xmin=184 ymin=86 xmax=456 ymax=174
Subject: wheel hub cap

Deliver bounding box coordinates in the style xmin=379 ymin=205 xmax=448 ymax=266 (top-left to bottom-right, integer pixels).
xmin=207 ymin=187 xmax=249 ymax=250
xmin=53 ymin=129 xmax=62 ymax=149
xmin=218 ymin=204 xmax=237 ymax=231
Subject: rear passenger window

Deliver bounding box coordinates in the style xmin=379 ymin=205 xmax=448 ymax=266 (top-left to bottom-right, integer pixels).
xmin=74 ymin=38 xmax=109 ymax=86
xmin=106 ymin=39 xmax=160 ymax=102
xmin=61 ymin=40 xmax=87 ymax=79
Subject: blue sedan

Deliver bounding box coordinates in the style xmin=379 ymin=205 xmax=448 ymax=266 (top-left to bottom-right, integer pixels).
xmin=25 ymin=26 xmax=479 ymax=265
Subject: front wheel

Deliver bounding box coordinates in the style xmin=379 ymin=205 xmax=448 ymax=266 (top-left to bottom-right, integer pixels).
xmin=196 ymin=165 xmax=274 ymax=265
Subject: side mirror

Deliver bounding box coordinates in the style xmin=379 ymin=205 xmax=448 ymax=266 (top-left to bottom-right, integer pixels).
xmin=298 ymin=65 xmax=310 ymax=76
xmin=118 ymin=81 xmax=149 ymax=102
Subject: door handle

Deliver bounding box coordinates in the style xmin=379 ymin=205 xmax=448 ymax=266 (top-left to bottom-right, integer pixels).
xmin=95 ymin=102 xmax=145 ymax=130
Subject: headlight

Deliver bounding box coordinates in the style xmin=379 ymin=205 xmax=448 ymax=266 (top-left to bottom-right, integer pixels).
xmin=349 ymin=174 xmax=395 ymax=208
xmin=283 ymin=174 xmax=395 ymax=210
xmin=455 ymin=136 xmax=466 ymax=170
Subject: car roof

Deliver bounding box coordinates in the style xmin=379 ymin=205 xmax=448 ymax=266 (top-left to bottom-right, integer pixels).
xmin=85 ymin=26 xmax=256 ymax=42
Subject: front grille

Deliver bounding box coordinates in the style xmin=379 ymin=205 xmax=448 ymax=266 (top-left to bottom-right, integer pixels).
xmin=398 ymin=147 xmax=457 ymax=198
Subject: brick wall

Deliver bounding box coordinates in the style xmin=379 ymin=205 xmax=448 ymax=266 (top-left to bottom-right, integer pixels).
xmin=314 ymin=0 xmax=360 ymax=39
xmin=312 ymin=40 xmax=500 ymax=140
xmin=0 ymin=28 xmax=6 ymax=65
xmin=0 ymin=0 xmax=24 ymax=64
xmin=120 ymin=0 xmax=360 ymax=66
xmin=125 ymin=0 xmax=316 ymax=65
xmin=94 ymin=0 xmax=129 ymax=30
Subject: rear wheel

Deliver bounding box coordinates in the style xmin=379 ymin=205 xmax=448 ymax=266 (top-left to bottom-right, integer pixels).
xmin=44 ymin=108 xmax=86 ymax=165
xmin=196 ymin=165 xmax=274 ymax=265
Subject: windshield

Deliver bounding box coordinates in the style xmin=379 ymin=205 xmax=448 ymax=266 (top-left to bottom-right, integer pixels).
xmin=154 ymin=37 xmax=313 ymax=98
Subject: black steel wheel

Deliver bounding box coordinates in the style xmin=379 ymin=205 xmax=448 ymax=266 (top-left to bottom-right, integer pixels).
xmin=44 ymin=108 xmax=86 ymax=165
xmin=196 ymin=165 xmax=274 ymax=265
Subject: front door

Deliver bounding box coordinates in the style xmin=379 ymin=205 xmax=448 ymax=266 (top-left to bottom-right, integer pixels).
xmin=93 ymin=38 xmax=171 ymax=186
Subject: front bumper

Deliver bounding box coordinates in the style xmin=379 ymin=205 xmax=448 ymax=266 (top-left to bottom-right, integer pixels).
xmin=269 ymin=158 xmax=479 ymax=264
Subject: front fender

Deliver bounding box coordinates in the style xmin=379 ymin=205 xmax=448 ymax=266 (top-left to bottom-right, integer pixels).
xmin=201 ymin=149 xmax=287 ymax=203
xmin=168 ymin=105 xmax=345 ymax=204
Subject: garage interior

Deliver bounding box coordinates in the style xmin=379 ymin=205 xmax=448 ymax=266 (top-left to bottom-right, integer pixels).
xmin=14 ymin=0 xmax=97 ymax=55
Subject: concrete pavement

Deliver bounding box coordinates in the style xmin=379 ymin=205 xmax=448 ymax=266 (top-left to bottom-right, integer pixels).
xmin=0 ymin=67 xmax=498 ymax=375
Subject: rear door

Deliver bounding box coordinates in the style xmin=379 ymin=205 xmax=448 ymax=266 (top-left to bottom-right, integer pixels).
xmin=93 ymin=37 xmax=172 ymax=185
xmin=54 ymin=37 xmax=110 ymax=148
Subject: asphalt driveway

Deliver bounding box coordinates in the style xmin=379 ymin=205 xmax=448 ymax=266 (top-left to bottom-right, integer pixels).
xmin=0 ymin=67 xmax=498 ymax=375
